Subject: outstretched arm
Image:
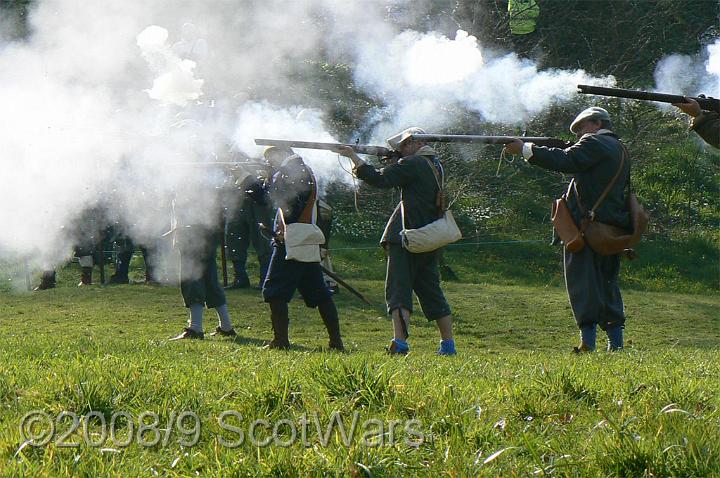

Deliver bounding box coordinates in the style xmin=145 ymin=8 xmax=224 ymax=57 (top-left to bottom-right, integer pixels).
xmin=335 ymin=145 xmax=414 ymax=188
xmin=507 ymin=135 xmax=606 ymax=174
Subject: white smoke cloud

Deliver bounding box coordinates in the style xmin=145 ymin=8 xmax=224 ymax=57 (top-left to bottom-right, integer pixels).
xmin=1 ymin=0 xmax=695 ymax=286
xmin=654 ymin=39 xmax=720 ymax=98
xmin=0 ymin=0 xmax=377 ymax=281
xmin=233 ymin=102 xmax=353 ymax=192
xmin=137 ymin=25 xmax=204 ymax=106
xmin=706 ymin=40 xmax=720 ymax=81
xmin=353 ymin=29 xmax=614 ymax=142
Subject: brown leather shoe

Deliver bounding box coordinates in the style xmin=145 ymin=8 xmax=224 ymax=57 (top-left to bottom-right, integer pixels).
xmin=170 ymin=328 xmax=204 ymax=340
xmin=209 ymin=326 xmax=237 ymax=337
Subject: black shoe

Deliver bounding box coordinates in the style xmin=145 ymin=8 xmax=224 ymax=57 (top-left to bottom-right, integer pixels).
xmin=328 ymin=340 xmax=345 ymax=352
xmin=34 ymin=272 xmax=56 ymax=291
xmin=209 ymin=326 xmax=237 ymax=337
xmin=224 ymin=278 xmax=251 ymax=290
xmin=78 ymin=267 xmax=92 ymax=286
xmin=108 ymin=274 xmax=129 ymax=285
xmin=328 ymin=285 xmax=340 ymax=294
xmin=33 ymin=283 xmax=55 ymax=291
xmin=170 ymin=328 xmax=204 ymax=341
xmin=572 ymin=343 xmax=593 ymax=354
xmin=264 ymin=339 xmax=290 ymax=350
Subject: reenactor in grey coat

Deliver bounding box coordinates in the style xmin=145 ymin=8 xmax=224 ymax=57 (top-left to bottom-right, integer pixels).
xmin=335 ymin=127 xmax=456 ymax=356
xmin=506 ymin=107 xmax=630 ymax=352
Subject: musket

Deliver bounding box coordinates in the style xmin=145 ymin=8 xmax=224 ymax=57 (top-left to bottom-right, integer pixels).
xmin=172 ymin=161 xmax=268 ymax=168
xmin=219 ymin=210 xmax=228 ymax=287
xmin=577 ymin=84 xmax=720 ymax=113
xmin=254 ymin=139 xmax=401 ymax=159
xmin=409 ymin=134 xmax=573 ymax=149
xmin=319 ymin=265 xmax=374 ymax=306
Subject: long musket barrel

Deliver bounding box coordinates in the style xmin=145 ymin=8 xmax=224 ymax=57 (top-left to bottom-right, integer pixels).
xmin=577 ymin=84 xmax=720 ymax=113
xmin=254 ymin=138 xmax=401 ymax=159
xmin=409 ymin=134 xmax=573 ymax=148
xmin=172 ymin=161 xmax=268 ymax=167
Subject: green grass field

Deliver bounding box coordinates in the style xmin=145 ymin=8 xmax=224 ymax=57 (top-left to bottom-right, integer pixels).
xmin=1 ymin=237 xmax=718 ymax=477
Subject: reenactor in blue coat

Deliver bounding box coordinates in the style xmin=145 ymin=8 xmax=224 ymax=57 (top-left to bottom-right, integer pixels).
xmin=260 ymin=146 xmax=344 ymax=351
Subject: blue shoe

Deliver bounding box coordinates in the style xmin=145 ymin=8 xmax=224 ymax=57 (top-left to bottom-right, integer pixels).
xmin=437 ymin=339 xmax=456 ymax=356
xmin=386 ymin=339 xmax=409 ymax=355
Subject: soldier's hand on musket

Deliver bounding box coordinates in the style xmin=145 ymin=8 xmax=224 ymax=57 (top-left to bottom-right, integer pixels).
xmin=331 ymin=145 xmax=364 ymax=167
xmin=672 ymin=97 xmax=702 ymax=118
xmin=503 ymin=139 xmax=524 ymax=156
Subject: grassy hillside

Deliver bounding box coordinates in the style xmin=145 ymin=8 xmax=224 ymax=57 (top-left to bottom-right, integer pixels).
xmin=0 ymin=247 xmax=718 ymax=476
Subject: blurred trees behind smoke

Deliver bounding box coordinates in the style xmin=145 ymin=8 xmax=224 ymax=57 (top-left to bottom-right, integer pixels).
xmin=1 ymin=0 xmax=718 ymax=237
xmin=0 ymin=0 xmax=31 ymax=40
xmin=445 ymin=0 xmax=719 ymax=84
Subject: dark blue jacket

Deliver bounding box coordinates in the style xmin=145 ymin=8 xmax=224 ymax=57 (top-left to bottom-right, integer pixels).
xmin=530 ymin=131 xmax=631 ymax=229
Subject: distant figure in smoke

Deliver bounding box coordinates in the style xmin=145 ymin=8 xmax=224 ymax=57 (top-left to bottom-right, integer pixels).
xmin=260 ymin=146 xmax=344 ymax=351
xmin=108 ymin=233 xmax=159 ymax=285
xmin=34 ymin=208 xmax=108 ymax=289
xmin=34 ymin=270 xmax=56 ymax=291
xmin=223 ymin=154 xmax=273 ymax=290
xmin=672 ymin=97 xmax=719 ymax=148
xmin=335 ymin=128 xmax=456 ymax=356
xmin=505 ymin=107 xmax=630 ymax=352
xmin=170 ymin=198 xmax=236 ymax=341
xmin=74 ymin=208 xmax=108 ymax=286
xmin=171 ymin=22 xmax=208 ymax=62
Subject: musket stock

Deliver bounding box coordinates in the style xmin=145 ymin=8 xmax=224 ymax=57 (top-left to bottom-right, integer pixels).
xmin=577 ymin=84 xmax=720 ymax=113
